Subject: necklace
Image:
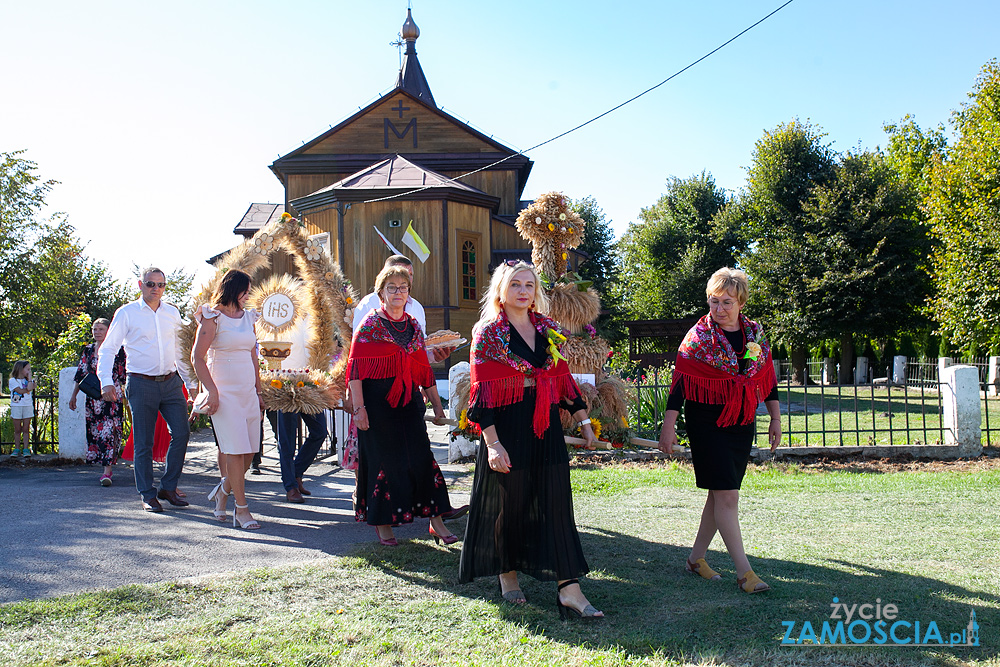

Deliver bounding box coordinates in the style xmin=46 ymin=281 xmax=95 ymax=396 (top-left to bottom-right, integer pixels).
xmin=382 ymin=308 xmax=408 ymax=332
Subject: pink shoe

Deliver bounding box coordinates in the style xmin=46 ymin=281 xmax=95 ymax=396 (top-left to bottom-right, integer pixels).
xmin=99 ymin=475 xmax=112 ymax=487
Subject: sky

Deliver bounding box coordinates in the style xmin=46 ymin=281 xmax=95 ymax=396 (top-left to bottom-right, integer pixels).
xmin=2 ymin=0 xmax=998 ymax=290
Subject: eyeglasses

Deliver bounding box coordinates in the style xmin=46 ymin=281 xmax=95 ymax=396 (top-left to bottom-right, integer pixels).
xmin=144 ymin=281 xmax=167 ymax=289
xmin=384 ymin=284 xmax=410 ymax=294
xmin=708 ymin=298 xmax=737 ymax=310
xmin=504 ymin=259 xmax=533 ymax=267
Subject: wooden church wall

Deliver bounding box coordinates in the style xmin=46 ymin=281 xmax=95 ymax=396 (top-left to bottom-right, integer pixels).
xmin=341 ymin=200 xmax=445 ymax=307
xmin=491 ymin=218 xmax=525 ymax=250
xmin=445 ymin=170 xmax=520 ymax=216
xmin=286 ymin=175 xmax=343 ymax=215
xmin=447 ymin=201 xmax=490 ymax=342
xmin=303 ymin=94 xmax=498 ymax=155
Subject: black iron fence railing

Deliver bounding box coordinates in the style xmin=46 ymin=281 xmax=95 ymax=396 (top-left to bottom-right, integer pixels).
xmin=625 ymin=359 xmax=1000 ymax=448
xmin=1 ymin=375 xmax=59 ymax=454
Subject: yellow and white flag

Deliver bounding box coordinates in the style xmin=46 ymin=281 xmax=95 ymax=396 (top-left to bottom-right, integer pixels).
xmin=401 ymin=220 xmax=431 ymax=263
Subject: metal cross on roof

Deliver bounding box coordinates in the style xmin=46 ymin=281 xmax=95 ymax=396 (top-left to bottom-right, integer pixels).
xmin=390 ymin=33 xmax=404 ymax=69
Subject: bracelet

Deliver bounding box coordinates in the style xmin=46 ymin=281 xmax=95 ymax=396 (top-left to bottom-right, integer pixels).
xmin=487 ymin=440 xmax=500 ymax=448
xmin=578 ymin=418 xmax=592 ymax=426
xmin=353 ymin=405 xmax=366 ymax=414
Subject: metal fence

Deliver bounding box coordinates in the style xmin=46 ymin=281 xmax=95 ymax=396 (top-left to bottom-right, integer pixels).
xmin=625 ymin=358 xmax=1000 ymax=448
xmin=1 ymin=375 xmax=59 ymax=455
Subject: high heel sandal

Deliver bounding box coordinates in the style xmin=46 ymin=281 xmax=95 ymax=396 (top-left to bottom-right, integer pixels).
xmin=737 ymin=569 xmax=770 ymax=593
xmin=233 ymin=503 xmax=260 ymax=530
xmin=685 ymin=557 xmax=722 ymax=581
xmin=208 ymin=477 xmax=230 ymax=521
xmin=497 ymin=576 xmax=527 ymax=604
xmin=556 ymin=579 xmax=603 ymax=620
xmin=429 ymin=525 xmax=459 ymax=545
xmin=374 ymin=527 xmax=397 ymax=546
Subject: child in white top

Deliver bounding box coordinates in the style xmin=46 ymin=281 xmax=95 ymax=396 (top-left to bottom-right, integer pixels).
xmin=9 ymin=360 xmax=35 ymax=457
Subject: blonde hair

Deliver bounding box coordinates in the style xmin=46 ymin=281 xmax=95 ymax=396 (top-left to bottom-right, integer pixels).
xmin=478 ymin=261 xmax=549 ymax=323
xmin=706 ymin=267 xmax=749 ymax=305
xmin=374 ymin=265 xmax=412 ymax=299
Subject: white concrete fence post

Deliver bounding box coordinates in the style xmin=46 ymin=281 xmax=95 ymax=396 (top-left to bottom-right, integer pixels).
xmin=892 ymin=355 xmax=907 ymax=385
xmin=940 ymin=364 xmax=982 ymax=457
xmin=58 ymin=366 xmax=87 ymax=459
xmin=938 ymin=357 xmax=953 ymax=383
xmin=854 ymin=356 xmax=868 ymax=385
xmin=822 ymin=358 xmax=837 ymax=385
xmin=987 ymin=356 xmax=1000 ymax=396
xmin=773 ymin=359 xmax=781 ymax=383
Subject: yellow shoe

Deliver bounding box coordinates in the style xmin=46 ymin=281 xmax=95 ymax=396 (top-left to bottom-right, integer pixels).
xmin=737 ymin=569 xmax=770 ymax=593
xmin=686 ymin=558 xmax=722 ymax=581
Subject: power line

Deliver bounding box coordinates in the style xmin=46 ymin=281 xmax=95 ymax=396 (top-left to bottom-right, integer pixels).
xmin=359 ymin=0 xmax=797 ymax=206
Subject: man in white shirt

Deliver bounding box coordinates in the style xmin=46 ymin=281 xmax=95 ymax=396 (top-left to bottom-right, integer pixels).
xmin=98 ymin=267 xmax=197 ymax=513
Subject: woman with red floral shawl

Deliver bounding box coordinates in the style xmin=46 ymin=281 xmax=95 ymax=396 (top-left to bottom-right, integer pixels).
xmin=458 ymin=261 xmax=604 ymax=620
xmin=658 ymin=267 xmax=781 ymax=593
xmin=347 ymin=265 xmax=455 ymax=547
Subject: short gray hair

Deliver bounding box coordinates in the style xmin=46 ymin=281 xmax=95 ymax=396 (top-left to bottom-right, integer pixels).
xmin=140 ymin=266 xmax=165 ymax=281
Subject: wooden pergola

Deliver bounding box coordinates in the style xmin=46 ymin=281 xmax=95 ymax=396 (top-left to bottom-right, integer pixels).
xmin=625 ymin=317 xmax=699 ymax=367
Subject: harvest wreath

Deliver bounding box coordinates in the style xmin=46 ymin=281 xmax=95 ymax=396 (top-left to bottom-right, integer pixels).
xmin=180 ymin=213 xmax=358 ymax=414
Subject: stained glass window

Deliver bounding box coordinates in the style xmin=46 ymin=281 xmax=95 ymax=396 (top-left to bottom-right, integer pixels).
xmin=462 ymin=240 xmax=477 ymax=301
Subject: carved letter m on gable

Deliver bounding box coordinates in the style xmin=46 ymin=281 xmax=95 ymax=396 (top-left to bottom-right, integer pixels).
xmin=384 ymin=117 xmax=418 ymax=148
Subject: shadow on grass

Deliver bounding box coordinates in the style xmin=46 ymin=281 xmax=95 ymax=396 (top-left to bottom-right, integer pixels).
xmin=352 ymin=522 xmax=998 ymax=664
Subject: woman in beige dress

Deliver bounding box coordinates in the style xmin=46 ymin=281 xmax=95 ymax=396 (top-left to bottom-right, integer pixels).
xmin=191 ymin=269 xmax=265 ymax=529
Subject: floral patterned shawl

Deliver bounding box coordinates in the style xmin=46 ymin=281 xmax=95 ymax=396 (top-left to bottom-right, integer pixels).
xmin=671 ymin=313 xmax=776 ymax=427
xmin=470 ymin=310 xmax=579 ymax=437
xmin=347 ymin=309 xmax=433 ymax=408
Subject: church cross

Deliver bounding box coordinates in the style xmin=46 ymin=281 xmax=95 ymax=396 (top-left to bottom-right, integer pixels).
xmin=391 ymin=100 xmax=410 ymax=118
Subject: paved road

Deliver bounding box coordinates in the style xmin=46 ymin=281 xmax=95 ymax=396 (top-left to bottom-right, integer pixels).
xmin=0 ymin=421 xmax=470 ymax=604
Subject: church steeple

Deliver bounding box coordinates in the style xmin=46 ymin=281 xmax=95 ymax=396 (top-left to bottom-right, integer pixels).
xmin=395 ymin=9 xmax=436 ymax=107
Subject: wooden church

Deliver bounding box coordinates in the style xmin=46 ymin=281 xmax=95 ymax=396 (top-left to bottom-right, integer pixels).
xmin=232 ymin=10 xmax=584 ymax=354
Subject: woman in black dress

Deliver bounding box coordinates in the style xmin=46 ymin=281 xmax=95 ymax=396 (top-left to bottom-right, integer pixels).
xmin=658 ymin=267 xmax=780 ymax=593
xmin=347 ymin=265 xmax=455 ymax=546
xmin=459 ymin=261 xmax=603 ymax=619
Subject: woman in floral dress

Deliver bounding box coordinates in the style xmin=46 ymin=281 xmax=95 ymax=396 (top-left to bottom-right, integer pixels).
xmin=69 ymin=318 xmax=127 ymax=486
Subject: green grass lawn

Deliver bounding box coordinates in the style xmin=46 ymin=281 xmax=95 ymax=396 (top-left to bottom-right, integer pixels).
xmin=1 ymin=460 xmax=997 ymax=666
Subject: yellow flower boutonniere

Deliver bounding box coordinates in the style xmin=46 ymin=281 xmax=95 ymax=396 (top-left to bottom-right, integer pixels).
xmin=545 ymin=328 xmax=567 ymax=363
xmin=744 ymin=342 xmax=762 ymax=361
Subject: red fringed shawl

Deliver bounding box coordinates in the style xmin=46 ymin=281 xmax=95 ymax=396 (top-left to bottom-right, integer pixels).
xmin=347 ymin=311 xmax=434 ymax=408
xmin=469 ymin=310 xmax=580 ymax=438
xmin=671 ymin=313 xmax=777 ymax=428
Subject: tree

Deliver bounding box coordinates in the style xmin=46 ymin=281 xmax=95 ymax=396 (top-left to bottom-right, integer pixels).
xmin=800 ymin=151 xmax=931 ymax=382
xmin=614 ymin=172 xmax=736 ymax=321
xmin=740 ymin=119 xmax=837 ymax=383
xmin=0 ymin=151 xmax=129 ymax=373
xmin=571 ymin=196 xmax=617 ymax=296
xmin=926 ymin=60 xmax=1000 ymax=353
xmin=883 ymin=114 xmax=948 ymax=197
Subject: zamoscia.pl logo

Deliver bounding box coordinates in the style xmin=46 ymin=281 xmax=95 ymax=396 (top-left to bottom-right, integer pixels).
xmin=781 ymin=598 xmax=980 ymax=647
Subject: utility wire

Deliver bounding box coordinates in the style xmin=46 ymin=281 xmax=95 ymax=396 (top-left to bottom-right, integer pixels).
xmin=358 ymin=0 xmax=797 ymax=206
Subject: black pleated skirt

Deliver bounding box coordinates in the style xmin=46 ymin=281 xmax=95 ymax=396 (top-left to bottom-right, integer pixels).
xmin=458 ymin=389 xmax=589 ymax=583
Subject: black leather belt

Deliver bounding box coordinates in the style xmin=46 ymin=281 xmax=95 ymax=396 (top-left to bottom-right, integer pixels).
xmin=129 ymin=372 xmax=177 ymax=382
